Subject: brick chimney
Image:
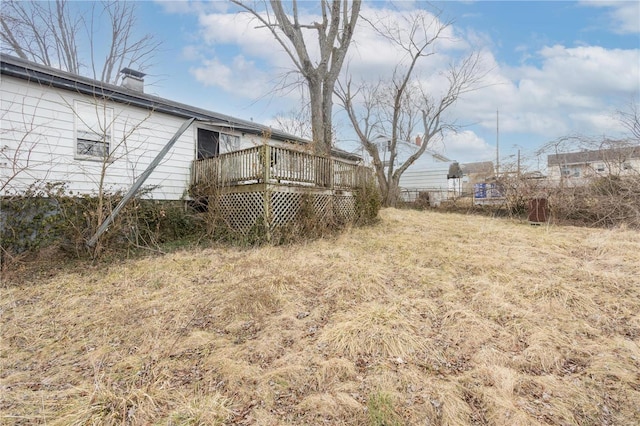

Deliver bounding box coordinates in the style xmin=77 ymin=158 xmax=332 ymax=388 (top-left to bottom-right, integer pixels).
xmin=415 ymin=135 xmax=422 ymax=147
xmin=120 ymin=68 xmax=146 ymax=92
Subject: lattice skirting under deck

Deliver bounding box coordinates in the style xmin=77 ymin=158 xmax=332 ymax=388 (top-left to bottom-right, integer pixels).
xmin=211 ymin=186 xmax=357 ymax=236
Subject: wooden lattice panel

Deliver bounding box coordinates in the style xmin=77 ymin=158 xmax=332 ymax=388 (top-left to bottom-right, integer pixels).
xmin=270 ymin=191 xmax=303 ymax=227
xmin=312 ymin=194 xmax=333 ymax=222
xmin=269 ymin=191 xmax=340 ymax=229
xmin=217 ymin=191 xmax=265 ymax=232
xmin=213 ymin=185 xmax=360 ymax=237
xmin=334 ymin=195 xmax=357 ymax=222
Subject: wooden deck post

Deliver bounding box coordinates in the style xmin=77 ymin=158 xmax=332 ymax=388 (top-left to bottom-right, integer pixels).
xmin=329 ymin=158 xmax=335 ymax=189
xmin=263 ymin=144 xmax=271 ymax=241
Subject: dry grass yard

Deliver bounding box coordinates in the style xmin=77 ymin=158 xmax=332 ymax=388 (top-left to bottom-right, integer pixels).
xmin=2 ymin=208 xmax=640 ymax=425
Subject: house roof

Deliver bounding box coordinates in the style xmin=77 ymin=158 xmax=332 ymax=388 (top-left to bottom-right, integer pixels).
xmin=0 ymin=54 xmax=360 ymax=161
xmin=460 ymin=161 xmax=494 ymax=175
xmin=547 ymin=145 xmax=640 ymax=166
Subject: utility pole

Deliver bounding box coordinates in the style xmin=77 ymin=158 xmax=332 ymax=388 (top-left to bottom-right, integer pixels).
xmin=496 ymin=109 xmax=500 ymax=177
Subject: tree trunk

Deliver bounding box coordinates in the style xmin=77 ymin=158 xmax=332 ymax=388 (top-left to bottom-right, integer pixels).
xmin=321 ymin=75 xmax=335 ymax=156
xmin=308 ymin=80 xmax=328 ymax=156
xmin=382 ymin=177 xmax=400 ymax=207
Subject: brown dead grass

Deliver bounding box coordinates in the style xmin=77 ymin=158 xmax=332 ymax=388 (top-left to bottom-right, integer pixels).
xmin=2 ymin=208 xmax=640 ymax=425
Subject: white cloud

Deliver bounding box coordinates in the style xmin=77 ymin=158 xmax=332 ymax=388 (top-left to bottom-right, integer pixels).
xmin=347 ymin=6 xmax=466 ymax=79
xmin=181 ymin=45 xmax=202 ymax=61
xmin=431 ymin=130 xmax=495 ymax=163
xmin=535 ymin=45 xmax=639 ymax=95
xmin=568 ymin=111 xmax=626 ymax=137
xmin=190 ymin=58 xmax=232 ymax=88
xmin=172 ymin=2 xmax=638 ymax=160
xmin=189 ymin=55 xmax=270 ymax=99
xmin=197 ymin=12 xmax=290 ymax=65
xmin=154 ymin=0 xmax=230 ymax=16
xmin=454 ymin=43 xmax=639 ymax=139
xmin=580 ymin=0 xmax=640 ymax=34
xmin=190 ymin=4 xmax=467 ymax=97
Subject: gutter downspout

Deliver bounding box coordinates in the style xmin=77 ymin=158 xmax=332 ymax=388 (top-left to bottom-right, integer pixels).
xmin=86 ymin=117 xmax=196 ymax=248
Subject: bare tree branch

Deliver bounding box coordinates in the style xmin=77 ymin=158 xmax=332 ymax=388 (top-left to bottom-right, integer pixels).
xmin=1 ymin=0 xmax=160 ymax=84
xmin=338 ymin=11 xmax=486 ymax=206
xmin=231 ymin=0 xmax=361 ymax=156
xmin=618 ymin=100 xmax=640 ymax=142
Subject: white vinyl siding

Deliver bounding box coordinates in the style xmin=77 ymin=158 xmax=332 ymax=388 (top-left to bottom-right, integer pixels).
xmin=0 ymin=74 xmax=287 ymax=199
xmin=0 ymin=75 xmax=195 ymax=199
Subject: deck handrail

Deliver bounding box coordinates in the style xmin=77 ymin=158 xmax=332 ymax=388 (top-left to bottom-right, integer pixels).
xmin=192 ymin=144 xmax=367 ymax=190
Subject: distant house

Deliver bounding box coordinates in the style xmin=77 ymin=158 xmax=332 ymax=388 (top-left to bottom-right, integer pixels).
xmin=373 ymin=135 xmax=455 ymax=206
xmin=547 ymin=145 xmax=640 ymax=184
xmin=459 ymin=161 xmax=495 ymax=195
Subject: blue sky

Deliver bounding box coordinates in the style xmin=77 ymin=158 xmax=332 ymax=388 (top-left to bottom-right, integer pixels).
xmin=127 ymin=1 xmax=638 ymax=167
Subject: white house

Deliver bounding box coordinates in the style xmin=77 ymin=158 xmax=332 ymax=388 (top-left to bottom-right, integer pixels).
xmin=0 ymin=54 xmax=359 ymax=200
xmin=547 ymin=145 xmax=640 ymax=184
xmin=374 ymin=135 xmax=455 ymax=206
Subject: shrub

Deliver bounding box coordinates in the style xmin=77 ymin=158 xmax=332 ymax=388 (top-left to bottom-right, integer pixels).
xmin=354 ymin=179 xmax=382 ymax=225
xmin=1 ymin=181 xmax=204 ymax=263
xmin=549 ymin=174 xmax=640 ymax=228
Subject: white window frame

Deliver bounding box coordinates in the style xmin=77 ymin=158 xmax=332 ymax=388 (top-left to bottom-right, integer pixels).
xmin=74 ymin=100 xmax=113 ymax=160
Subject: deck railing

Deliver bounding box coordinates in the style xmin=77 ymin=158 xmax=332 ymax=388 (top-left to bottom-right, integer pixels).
xmin=192 ymin=144 xmax=367 ymax=190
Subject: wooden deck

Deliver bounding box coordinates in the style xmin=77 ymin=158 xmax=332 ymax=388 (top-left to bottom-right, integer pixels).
xmin=189 ymin=145 xmax=372 ymax=237
xmin=191 ymin=145 xmax=366 ymax=191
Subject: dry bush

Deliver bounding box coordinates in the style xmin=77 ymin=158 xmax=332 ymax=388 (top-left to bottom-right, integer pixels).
xmin=2 ymin=208 xmax=639 ymax=425
xmin=497 ymin=173 xmax=548 ymax=217
xmin=549 ymin=174 xmax=640 ymax=228
xmin=535 ymin=137 xmax=640 ymax=228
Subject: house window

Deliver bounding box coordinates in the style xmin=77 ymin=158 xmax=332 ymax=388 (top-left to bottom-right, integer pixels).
xmin=623 ymin=162 xmax=632 ymax=171
xmin=197 ymin=128 xmax=240 ymax=159
xmin=596 ymin=163 xmax=605 ymax=172
xmin=75 ymin=101 xmax=113 ymax=159
xmin=197 ymin=128 xmax=219 ymax=159
xmin=560 ymin=166 xmax=581 ymax=178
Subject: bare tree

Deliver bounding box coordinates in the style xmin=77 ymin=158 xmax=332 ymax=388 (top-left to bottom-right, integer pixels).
xmin=231 ymin=0 xmax=361 ymax=156
xmin=0 ymin=0 xmax=160 ymax=84
xmin=272 ymin=98 xmax=313 ymax=140
xmin=337 ymin=10 xmax=486 ymax=206
xmin=617 ymin=100 xmax=640 ymax=143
